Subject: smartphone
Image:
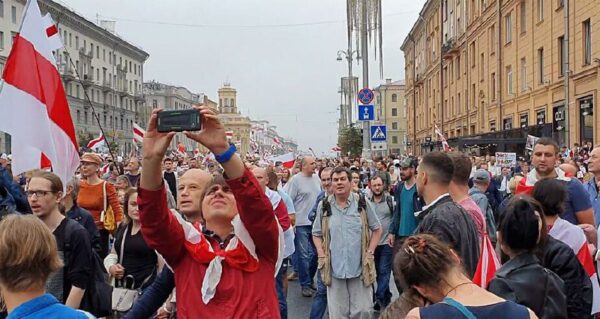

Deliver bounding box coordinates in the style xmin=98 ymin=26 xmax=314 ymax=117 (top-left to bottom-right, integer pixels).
xmin=157 ymin=109 xmax=201 ymax=132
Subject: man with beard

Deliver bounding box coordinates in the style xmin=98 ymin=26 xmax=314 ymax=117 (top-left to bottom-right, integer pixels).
xmin=369 ymin=176 xmax=395 ymax=311
xmin=387 ymin=157 xmax=422 ymax=290
xmin=516 ymin=138 xmax=595 ymax=225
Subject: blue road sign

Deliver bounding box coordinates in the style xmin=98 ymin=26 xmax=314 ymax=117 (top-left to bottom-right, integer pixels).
xmin=357 ymin=88 xmax=374 ymax=104
xmin=370 ymin=125 xmax=387 ymax=142
xmin=358 ymin=104 xmax=374 ymax=121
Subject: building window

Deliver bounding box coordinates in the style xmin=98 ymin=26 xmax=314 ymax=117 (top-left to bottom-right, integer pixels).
xmin=520 ymin=58 xmax=527 ymax=91
xmin=538 ymin=47 xmax=544 ymax=84
xmin=490 ymin=24 xmax=496 ymax=53
xmin=10 ymin=31 xmax=15 ymax=46
xmin=537 ymin=0 xmax=544 ymax=22
xmin=103 ymin=115 xmax=107 ymax=126
xmin=491 ymin=72 xmax=496 ymax=101
xmin=557 ymin=0 xmax=564 ymax=8
xmin=503 ymin=117 xmax=513 ymax=130
xmin=583 ymin=19 xmax=592 ymax=65
xmin=520 ymin=1 xmax=527 ymax=33
xmin=536 ymin=109 xmax=546 ymax=124
xmin=505 ymin=13 xmax=512 ymax=44
xmin=457 ymin=55 xmax=461 ymax=78
xmin=11 ymin=5 xmax=16 ymax=24
xmin=392 ymin=122 xmax=398 ymax=130
xmin=520 ymin=113 xmax=529 ymax=128
xmin=76 ymin=110 xmax=81 ymax=123
xmin=470 ymin=42 xmax=476 ymax=67
xmin=152 ymin=99 xmax=158 ymax=108
xmin=506 ymin=65 xmax=513 ymax=95
xmin=75 ymin=36 xmax=79 ymax=49
xmin=480 ymin=53 xmax=485 ymax=79
xmin=0 ymin=32 xmax=3 ymax=50
xmin=392 ymin=136 xmax=398 ymax=144
xmin=391 ymin=94 xmax=397 ymax=102
xmin=0 ymin=1 xmax=3 ymax=18
xmin=558 ymin=36 xmax=565 ymax=76
xmin=84 ymin=111 xmax=88 ymax=124
xmin=392 ymin=108 xmax=398 ymax=116
xmin=490 ymin=120 xmax=496 ymax=132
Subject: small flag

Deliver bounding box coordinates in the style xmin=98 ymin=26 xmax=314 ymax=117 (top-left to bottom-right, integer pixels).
xmin=133 ymin=122 xmax=145 ymax=143
xmin=87 ymin=132 xmax=106 ymax=150
xmin=225 ymin=131 xmax=234 ymax=139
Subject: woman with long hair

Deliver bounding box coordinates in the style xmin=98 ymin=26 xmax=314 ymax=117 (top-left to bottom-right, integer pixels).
xmin=77 ymin=153 xmax=123 ymax=258
xmin=395 ymin=234 xmax=536 ymax=319
xmin=104 ymin=189 xmax=163 ymax=316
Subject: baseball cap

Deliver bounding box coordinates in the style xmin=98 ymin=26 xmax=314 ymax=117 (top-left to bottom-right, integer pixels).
xmin=0 ymin=153 xmax=8 ymax=161
xmin=400 ymin=157 xmax=417 ymax=169
xmin=473 ymin=169 xmax=490 ymax=183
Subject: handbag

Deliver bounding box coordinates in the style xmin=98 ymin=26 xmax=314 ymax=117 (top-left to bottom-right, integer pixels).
xmin=100 ymin=182 xmax=117 ymax=233
xmin=111 ymin=227 xmax=153 ymax=313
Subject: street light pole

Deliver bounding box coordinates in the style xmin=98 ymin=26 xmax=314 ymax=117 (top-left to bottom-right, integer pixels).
xmin=361 ymin=0 xmax=370 ymax=157
xmin=337 ymin=49 xmax=358 ymax=127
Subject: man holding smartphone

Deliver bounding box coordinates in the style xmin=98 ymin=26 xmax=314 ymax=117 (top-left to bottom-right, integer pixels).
xmin=138 ymin=106 xmax=281 ymax=318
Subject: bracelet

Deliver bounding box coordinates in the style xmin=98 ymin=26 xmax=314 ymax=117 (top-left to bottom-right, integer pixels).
xmin=214 ymin=144 xmax=237 ymax=164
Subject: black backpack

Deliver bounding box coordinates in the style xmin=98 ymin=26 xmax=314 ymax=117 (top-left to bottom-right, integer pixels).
xmin=63 ymin=219 xmax=112 ymax=317
xmin=322 ymin=192 xmax=368 ymax=217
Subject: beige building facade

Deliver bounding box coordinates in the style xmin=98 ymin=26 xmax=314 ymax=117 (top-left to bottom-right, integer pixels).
xmin=402 ymin=0 xmax=600 ymax=155
xmin=218 ymin=83 xmax=251 ymax=155
xmin=0 ymin=0 xmax=149 ymax=154
xmin=373 ymin=79 xmax=408 ymax=155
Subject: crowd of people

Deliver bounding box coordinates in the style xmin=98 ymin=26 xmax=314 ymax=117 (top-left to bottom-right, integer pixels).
xmin=1 ymin=105 xmax=600 ymax=319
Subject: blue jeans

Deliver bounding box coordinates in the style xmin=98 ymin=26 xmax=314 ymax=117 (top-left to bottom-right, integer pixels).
xmin=295 ymin=225 xmax=317 ymax=289
xmin=309 ymin=269 xmax=328 ymax=319
xmin=276 ymin=259 xmax=288 ymax=319
xmin=374 ymin=244 xmax=393 ymax=307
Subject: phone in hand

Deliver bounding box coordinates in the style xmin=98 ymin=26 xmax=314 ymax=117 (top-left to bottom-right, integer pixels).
xmin=157 ymin=109 xmax=201 ymax=133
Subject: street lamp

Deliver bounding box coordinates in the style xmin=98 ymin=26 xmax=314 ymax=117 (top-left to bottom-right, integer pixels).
xmin=336 ymin=49 xmax=359 ymax=128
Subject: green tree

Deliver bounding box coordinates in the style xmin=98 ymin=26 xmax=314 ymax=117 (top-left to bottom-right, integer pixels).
xmin=338 ymin=126 xmax=363 ymax=157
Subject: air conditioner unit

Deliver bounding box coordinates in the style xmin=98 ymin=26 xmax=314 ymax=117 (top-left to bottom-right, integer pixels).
xmin=555 ymin=111 xmax=564 ymax=121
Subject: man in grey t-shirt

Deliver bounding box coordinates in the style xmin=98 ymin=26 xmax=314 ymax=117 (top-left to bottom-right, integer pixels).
xmin=284 ymin=156 xmax=321 ymax=297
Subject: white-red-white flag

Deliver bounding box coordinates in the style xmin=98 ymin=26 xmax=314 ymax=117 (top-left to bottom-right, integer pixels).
xmin=0 ymin=0 xmax=79 ymax=188
xmin=267 ymin=152 xmax=295 ymax=169
xmin=550 ymin=218 xmax=600 ymax=314
xmin=273 ymin=137 xmax=281 ymax=145
xmin=472 ymin=234 xmax=500 ymax=289
xmin=133 ymin=122 xmax=145 ymax=143
xmin=225 ymin=130 xmax=234 ymax=139
xmin=331 ymin=145 xmax=342 ymax=152
xmin=434 ymin=124 xmax=451 ymax=152
xmin=87 ymin=132 xmax=106 ymax=150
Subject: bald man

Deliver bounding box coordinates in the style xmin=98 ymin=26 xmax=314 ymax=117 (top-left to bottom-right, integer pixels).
xmin=283 ymin=156 xmax=321 ymax=297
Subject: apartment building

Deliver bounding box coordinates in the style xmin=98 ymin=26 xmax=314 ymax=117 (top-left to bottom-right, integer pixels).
xmin=402 ymin=0 xmax=599 ymax=155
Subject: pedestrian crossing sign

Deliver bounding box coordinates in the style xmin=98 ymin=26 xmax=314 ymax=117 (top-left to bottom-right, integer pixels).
xmin=370 ymin=125 xmax=387 ymax=141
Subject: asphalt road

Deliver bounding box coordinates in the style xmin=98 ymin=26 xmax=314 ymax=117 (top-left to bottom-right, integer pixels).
xmin=286 ymin=273 xmax=400 ymax=319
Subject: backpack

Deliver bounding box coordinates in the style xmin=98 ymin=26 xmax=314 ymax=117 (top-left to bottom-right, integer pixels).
xmin=63 ymin=219 xmax=112 ymax=317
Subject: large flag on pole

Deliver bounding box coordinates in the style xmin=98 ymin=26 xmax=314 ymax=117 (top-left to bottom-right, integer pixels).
xmin=0 ymin=0 xmax=79 ymax=187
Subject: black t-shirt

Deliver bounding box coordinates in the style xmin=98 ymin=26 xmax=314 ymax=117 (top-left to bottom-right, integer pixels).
xmin=163 ymin=171 xmax=177 ymax=199
xmin=47 ymin=218 xmax=93 ymax=303
xmin=114 ymin=225 xmax=157 ymax=289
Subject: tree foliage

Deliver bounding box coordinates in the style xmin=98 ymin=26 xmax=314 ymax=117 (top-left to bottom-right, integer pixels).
xmin=338 ymin=126 xmax=363 ymax=157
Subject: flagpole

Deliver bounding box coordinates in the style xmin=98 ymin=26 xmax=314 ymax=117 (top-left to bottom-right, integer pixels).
xmin=67 ymin=57 xmax=122 ymax=174
xmin=52 ymin=18 xmax=123 ymax=174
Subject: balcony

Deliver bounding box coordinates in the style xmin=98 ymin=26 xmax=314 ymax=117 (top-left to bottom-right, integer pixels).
xmin=441 ymin=38 xmax=458 ymax=59
xmin=101 ymin=80 xmax=113 ymax=92
xmin=81 ymin=73 xmax=94 ymax=88
xmin=60 ymin=64 xmax=76 ymax=82
xmin=117 ymin=82 xmax=129 ymax=97
xmin=133 ymin=91 xmax=145 ymax=102
xmin=78 ymin=47 xmax=92 ymax=59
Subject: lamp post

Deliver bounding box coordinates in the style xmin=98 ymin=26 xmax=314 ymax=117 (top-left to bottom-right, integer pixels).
xmin=337 ymin=49 xmax=358 ymax=128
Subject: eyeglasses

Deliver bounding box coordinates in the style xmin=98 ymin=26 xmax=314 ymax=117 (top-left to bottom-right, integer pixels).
xmin=26 ymin=190 xmax=55 ymax=198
